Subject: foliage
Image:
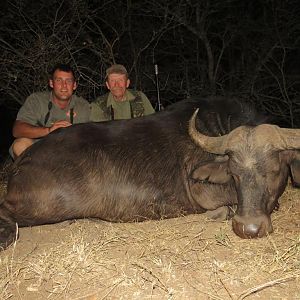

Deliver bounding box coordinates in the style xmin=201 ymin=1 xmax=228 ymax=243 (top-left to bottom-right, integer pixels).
xmin=0 ymin=0 xmax=299 ymax=126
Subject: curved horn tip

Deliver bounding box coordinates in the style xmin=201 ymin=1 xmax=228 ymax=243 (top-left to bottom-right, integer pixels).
xmin=190 ymin=108 xmax=199 ymax=123
xmin=189 ymin=108 xmax=199 ymax=132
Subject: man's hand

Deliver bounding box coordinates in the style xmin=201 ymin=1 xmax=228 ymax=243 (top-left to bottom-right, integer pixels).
xmin=13 ymin=120 xmax=73 ymax=138
xmin=49 ymin=120 xmax=72 ymax=133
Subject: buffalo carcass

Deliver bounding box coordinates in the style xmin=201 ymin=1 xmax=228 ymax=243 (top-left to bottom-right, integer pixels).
xmin=1 ymin=96 xmax=300 ymax=249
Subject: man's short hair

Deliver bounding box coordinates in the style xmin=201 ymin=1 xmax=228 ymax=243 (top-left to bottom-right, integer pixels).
xmin=106 ymin=64 xmax=128 ymax=78
xmin=50 ymin=63 xmax=76 ymax=79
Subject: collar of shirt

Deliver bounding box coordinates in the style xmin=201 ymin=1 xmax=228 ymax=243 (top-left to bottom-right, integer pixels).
xmin=50 ymin=91 xmax=75 ymax=111
xmin=106 ymin=90 xmax=135 ymax=107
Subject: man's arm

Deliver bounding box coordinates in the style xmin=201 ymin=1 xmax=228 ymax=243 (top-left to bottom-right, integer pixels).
xmin=13 ymin=120 xmax=49 ymax=138
xmin=13 ymin=120 xmax=72 ymax=139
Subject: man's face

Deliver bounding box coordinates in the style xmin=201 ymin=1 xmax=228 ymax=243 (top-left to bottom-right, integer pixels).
xmin=49 ymin=70 xmax=77 ymax=102
xmin=106 ymin=73 xmax=130 ymax=101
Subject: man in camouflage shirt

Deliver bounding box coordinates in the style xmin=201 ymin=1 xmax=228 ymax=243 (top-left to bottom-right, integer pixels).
xmin=90 ymin=64 xmax=154 ymax=122
xmin=10 ymin=63 xmax=90 ymax=159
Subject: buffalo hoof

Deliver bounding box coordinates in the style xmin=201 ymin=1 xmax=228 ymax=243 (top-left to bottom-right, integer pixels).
xmin=232 ymin=214 xmax=273 ymax=238
xmin=0 ymin=221 xmax=17 ymax=251
xmin=205 ymin=206 xmax=236 ymax=221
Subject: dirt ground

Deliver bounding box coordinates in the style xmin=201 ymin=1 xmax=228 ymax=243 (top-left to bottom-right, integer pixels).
xmin=0 ymin=182 xmax=299 ymax=300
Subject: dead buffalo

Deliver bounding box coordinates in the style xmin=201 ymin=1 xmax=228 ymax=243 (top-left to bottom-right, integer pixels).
xmin=0 ymin=96 xmax=300 ymax=250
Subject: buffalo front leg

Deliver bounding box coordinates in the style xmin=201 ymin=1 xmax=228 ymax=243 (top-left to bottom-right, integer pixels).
xmin=0 ymin=207 xmax=18 ymax=251
xmin=190 ymin=182 xmax=237 ymax=221
xmin=204 ymin=205 xmax=237 ymax=221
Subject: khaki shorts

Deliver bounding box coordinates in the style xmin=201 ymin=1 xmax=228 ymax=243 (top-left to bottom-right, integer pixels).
xmin=9 ymin=138 xmax=41 ymax=160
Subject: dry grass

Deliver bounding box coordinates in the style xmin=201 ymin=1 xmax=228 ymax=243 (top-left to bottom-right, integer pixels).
xmin=0 ymin=175 xmax=299 ymax=299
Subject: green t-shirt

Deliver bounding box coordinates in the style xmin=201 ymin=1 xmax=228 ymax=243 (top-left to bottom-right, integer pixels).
xmin=90 ymin=89 xmax=155 ymax=122
xmin=17 ymin=91 xmax=91 ymax=127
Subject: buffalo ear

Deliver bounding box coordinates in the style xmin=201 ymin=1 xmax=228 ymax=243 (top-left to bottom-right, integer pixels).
xmin=191 ymin=158 xmax=231 ymax=184
xmin=290 ymin=155 xmax=300 ymax=188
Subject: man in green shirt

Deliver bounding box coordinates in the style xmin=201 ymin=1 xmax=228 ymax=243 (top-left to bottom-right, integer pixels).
xmin=90 ymin=64 xmax=155 ymax=122
xmin=10 ymin=63 xmax=90 ymax=158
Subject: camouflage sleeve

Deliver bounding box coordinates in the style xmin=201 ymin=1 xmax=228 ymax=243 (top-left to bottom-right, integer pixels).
xmin=16 ymin=94 xmax=43 ymax=126
xmin=90 ymin=100 xmax=109 ymax=122
xmin=139 ymin=91 xmax=155 ymax=115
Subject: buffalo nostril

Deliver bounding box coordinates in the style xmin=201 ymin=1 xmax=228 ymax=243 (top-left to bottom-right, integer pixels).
xmin=232 ymin=219 xmax=259 ymax=238
xmin=243 ymin=223 xmax=260 ymax=237
xmin=232 ymin=215 xmax=273 ymax=239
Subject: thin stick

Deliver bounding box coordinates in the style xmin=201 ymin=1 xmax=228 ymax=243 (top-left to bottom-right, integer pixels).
xmin=237 ymin=275 xmax=295 ymax=300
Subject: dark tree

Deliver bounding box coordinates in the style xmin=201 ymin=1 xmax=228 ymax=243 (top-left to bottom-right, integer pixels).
xmin=0 ymin=0 xmax=299 ymax=125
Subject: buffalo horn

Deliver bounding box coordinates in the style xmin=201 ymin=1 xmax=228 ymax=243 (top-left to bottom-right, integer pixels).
xmin=277 ymin=127 xmax=300 ymax=149
xmin=251 ymin=124 xmax=300 ymax=150
xmin=188 ymin=108 xmax=228 ymax=154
